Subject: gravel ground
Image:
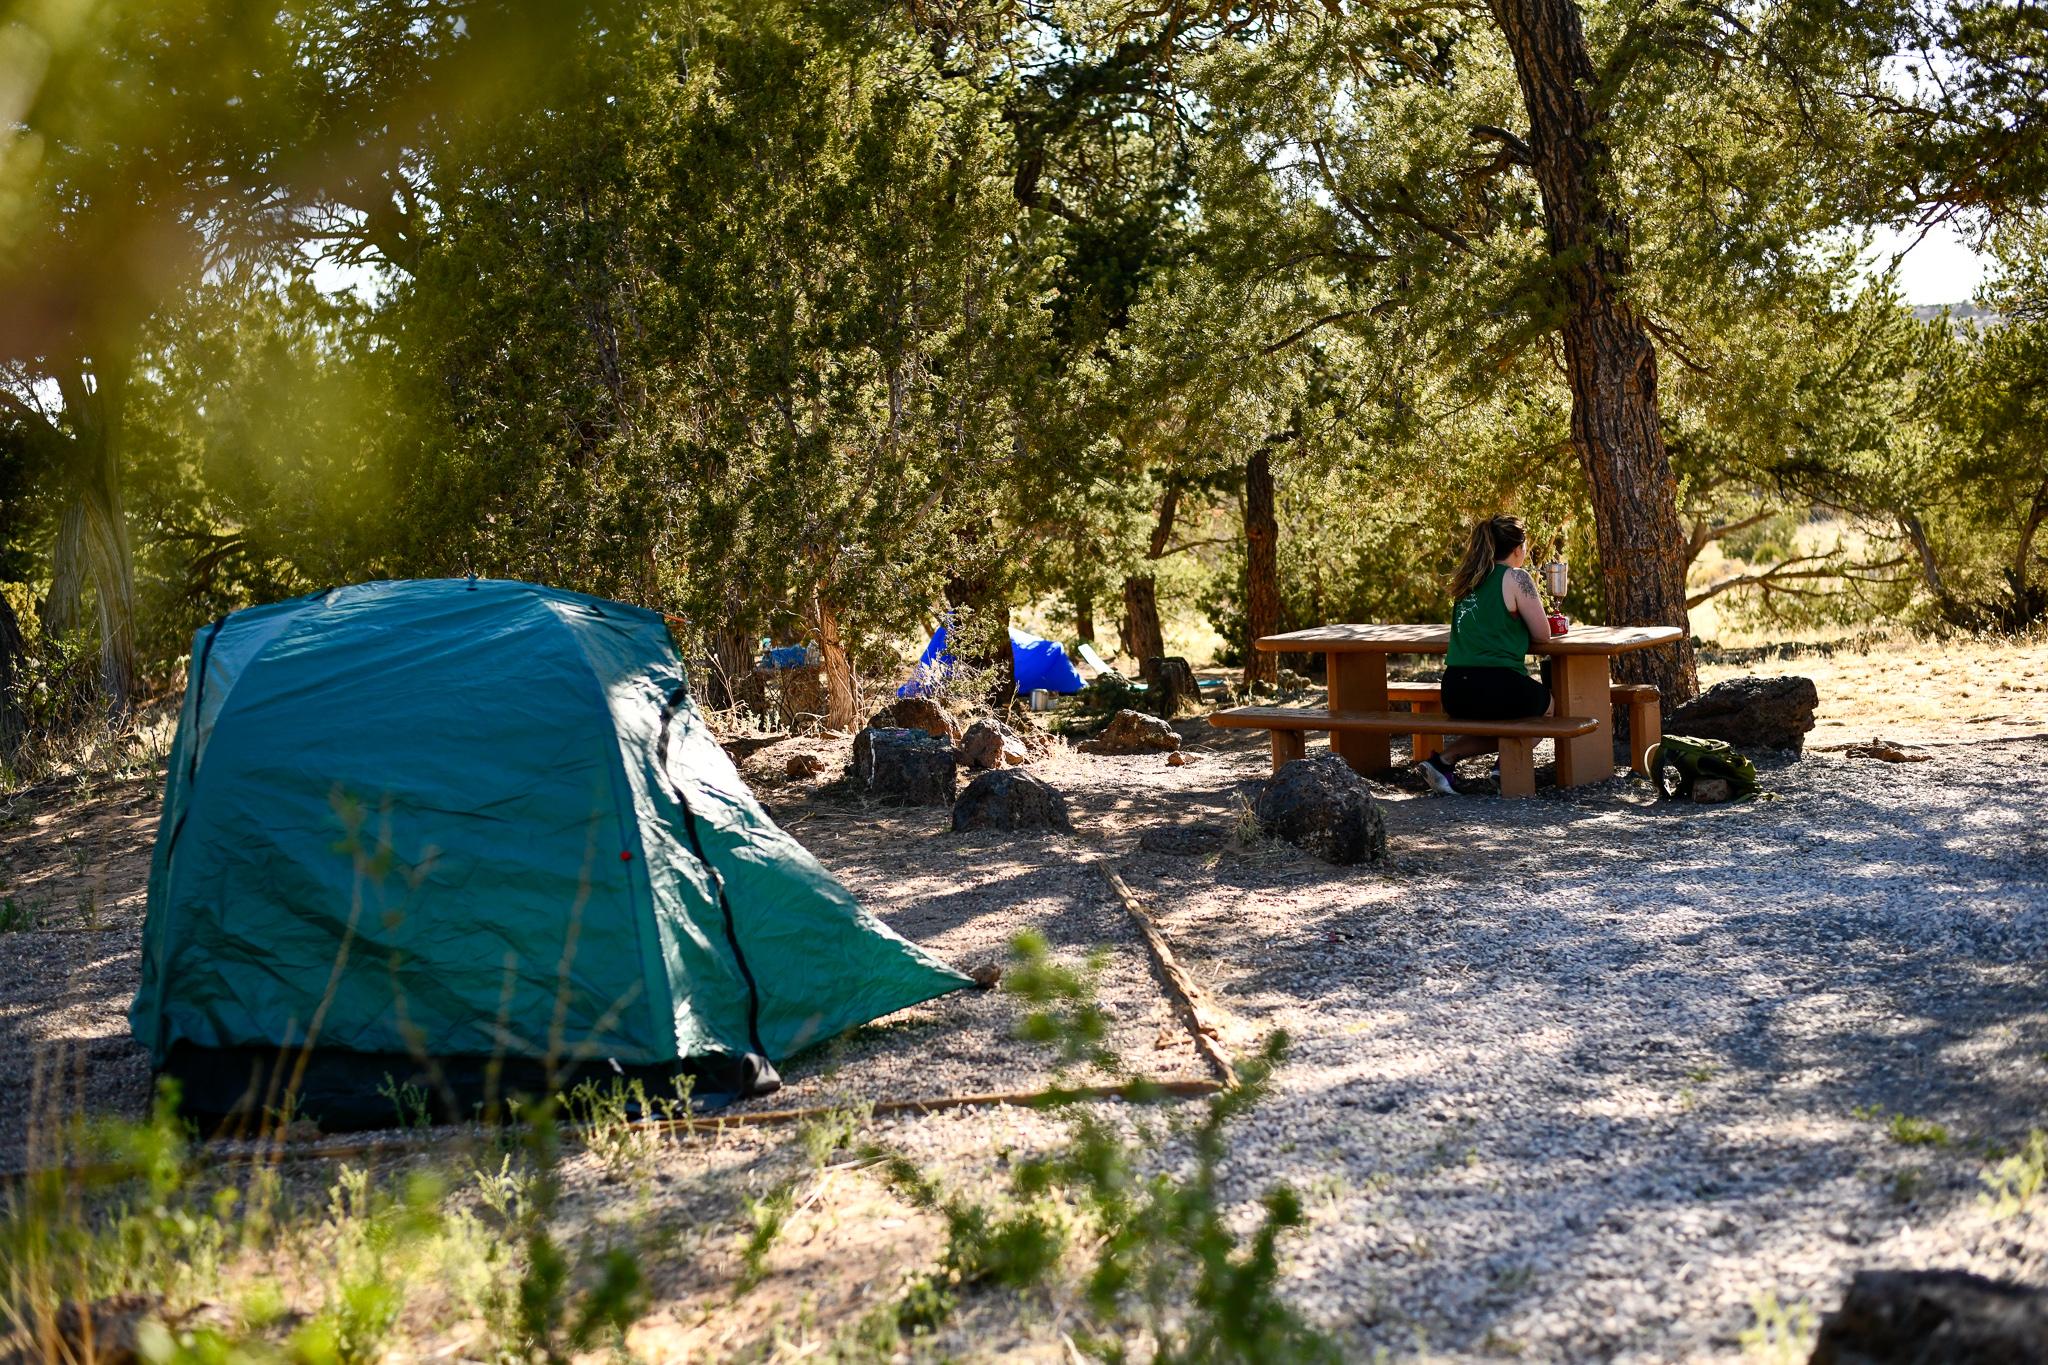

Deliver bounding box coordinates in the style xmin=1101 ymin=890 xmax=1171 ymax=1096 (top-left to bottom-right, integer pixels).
xmin=752 ymin=718 xmax=2048 ymax=1360
xmin=1136 ymin=733 xmax=2048 ymax=1360
xmin=4 ymin=684 xmax=2045 ymax=1361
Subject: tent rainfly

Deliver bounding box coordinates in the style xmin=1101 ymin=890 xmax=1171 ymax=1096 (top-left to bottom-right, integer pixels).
xmin=898 ymin=622 xmax=1086 ymax=698
xmin=131 ymin=579 xmax=971 ymax=1127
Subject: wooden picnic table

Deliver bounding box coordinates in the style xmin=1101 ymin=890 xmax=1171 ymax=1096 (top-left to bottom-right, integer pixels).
xmin=1257 ymin=623 xmax=1684 ymax=786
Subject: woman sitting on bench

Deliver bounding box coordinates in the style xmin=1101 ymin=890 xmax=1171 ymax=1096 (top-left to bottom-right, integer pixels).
xmin=1416 ymin=515 xmax=1553 ymax=796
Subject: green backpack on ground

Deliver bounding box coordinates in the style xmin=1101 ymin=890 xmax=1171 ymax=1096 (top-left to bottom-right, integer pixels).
xmin=1654 ymin=735 xmax=1763 ymax=801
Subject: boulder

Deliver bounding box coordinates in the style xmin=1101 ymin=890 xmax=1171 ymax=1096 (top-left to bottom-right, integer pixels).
xmin=951 ymin=769 xmax=1073 ymax=833
xmin=1140 ymin=656 xmax=1202 ymax=717
xmin=1667 ymin=675 xmax=1818 ymax=753
xmin=1078 ymin=709 xmax=1182 ymax=755
xmin=1253 ymin=753 xmax=1388 ymax=866
xmin=961 ymin=719 xmax=1030 ymax=770
xmin=852 ymin=727 xmax=957 ymax=805
xmin=865 ymin=695 xmax=959 ymax=742
xmin=1809 ymin=1268 xmax=2048 ymax=1364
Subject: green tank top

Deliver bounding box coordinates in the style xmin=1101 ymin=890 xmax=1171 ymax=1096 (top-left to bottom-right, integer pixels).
xmin=1447 ymin=564 xmax=1530 ymax=670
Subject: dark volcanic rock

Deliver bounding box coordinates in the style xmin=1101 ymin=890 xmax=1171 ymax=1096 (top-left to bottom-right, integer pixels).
xmin=1667 ymin=674 xmax=1818 ymax=753
xmin=865 ymin=695 xmax=959 ymax=742
xmin=951 ymin=769 xmax=1073 ymax=833
xmin=1253 ymin=753 xmax=1388 ymax=866
xmin=852 ymin=727 xmax=957 ymax=804
xmin=960 ymin=718 xmax=1029 ymax=769
xmin=1810 ymin=1268 xmax=2048 ymax=1364
xmin=1078 ymin=708 xmax=1182 ymax=755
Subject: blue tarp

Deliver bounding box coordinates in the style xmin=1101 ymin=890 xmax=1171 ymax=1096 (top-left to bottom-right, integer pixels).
xmin=898 ymin=623 xmax=1086 ymax=697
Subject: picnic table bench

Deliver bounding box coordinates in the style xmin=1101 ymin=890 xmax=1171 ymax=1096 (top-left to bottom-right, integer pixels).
xmin=1211 ymin=623 xmax=1683 ymax=796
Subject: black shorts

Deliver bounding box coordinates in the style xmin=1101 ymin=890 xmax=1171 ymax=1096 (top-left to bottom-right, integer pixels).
xmin=1442 ymin=664 xmax=1550 ymax=721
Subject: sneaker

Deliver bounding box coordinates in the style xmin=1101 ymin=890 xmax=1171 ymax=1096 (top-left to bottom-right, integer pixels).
xmin=1416 ymin=753 xmax=1459 ymax=796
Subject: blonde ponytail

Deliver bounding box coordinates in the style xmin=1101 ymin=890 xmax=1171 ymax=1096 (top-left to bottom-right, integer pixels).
xmin=1449 ymin=515 xmax=1527 ymax=602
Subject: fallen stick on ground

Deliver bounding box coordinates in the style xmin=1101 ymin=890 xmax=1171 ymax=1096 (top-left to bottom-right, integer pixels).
xmin=19 ymin=1078 xmax=1225 ymax=1184
xmin=1101 ymin=866 xmax=1240 ymax=1090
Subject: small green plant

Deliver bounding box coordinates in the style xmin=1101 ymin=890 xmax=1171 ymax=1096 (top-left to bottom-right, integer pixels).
xmin=1981 ymin=1128 xmax=2046 ymax=1220
xmin=1738 ymin=1292 xmax=1816 ymax=1364
xmin=867 ymin=1148 xmax=1066 ymax=1335
xmin=736 ymin=1181 xmax=799 ymax=1294
xmin=0 ymin=894 xmax=41 ymax=933
xmin=560 ymin=1077 xmax=658 ymax=1179
xmin=1004 ymin=931 xmax=1115 ymax=1071
xmin=1887 ymin=1114 xmax=1951 ymax=1147
xmin=1889 ymin=1167 xmax=1927 ymax=1204
xmin=376 ymin=1072 xmax=432 ymax=1132
xmin=799 ymin=1103 xmax=870 ymax=1169
xmin=1231 ymin=791 xmax=1264 ymax=848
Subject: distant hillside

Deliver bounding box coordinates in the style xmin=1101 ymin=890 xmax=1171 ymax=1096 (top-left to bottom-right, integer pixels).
xmin=1912 ymin=301 xmax=2002 ymax=327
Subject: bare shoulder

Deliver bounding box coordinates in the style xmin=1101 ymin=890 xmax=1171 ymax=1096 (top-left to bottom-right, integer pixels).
xmin=1503 ymin=566 xmax=1539 ymax=603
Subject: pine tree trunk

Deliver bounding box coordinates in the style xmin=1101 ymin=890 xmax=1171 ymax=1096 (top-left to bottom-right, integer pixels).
xmin=1243 ymin=447 xmax=1281 ymax=687
xmin=1074 ymin=596 xmax=1095 ymax=645
xmin=1490 ymin=0 xmax=1698 ymax=703
xmin=44 ymin=502 xmax=86 ymax=640
xmin=39 ymin=361 xmax=140 ymax=716
xmin=81 ymin=471 xmax=139 ymax=713
xmin=1121 ymin=575 xmax=1164 ymax=664
xmin=813 ymin=598 xmax=860 ymax=733
xmin=0 ymin=592 xmax=25 ymax=758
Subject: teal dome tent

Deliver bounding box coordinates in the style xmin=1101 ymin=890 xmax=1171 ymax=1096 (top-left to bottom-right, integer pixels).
xmin=131 ymin=579 xmax=971 ymax=1127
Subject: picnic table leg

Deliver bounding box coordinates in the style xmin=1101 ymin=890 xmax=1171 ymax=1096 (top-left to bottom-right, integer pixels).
xmin=1409 ymin=697 xmax=1445 ymax=762
xmin=1326 ymin=650 xmax=1392 ymax=775
xmin=1550 ymin=653 xmax=1613 ymax=787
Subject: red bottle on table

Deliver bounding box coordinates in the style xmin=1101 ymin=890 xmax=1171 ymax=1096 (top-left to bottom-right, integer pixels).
xmin=1547 ymin=611 xmax=1569 ymax=635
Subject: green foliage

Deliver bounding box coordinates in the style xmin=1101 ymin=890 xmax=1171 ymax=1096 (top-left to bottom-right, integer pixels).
xmin=377 ymin=1073 xmax=432 ymax=1133
xmin=736 ymin=1181 xmax=798 ymax=1295
xmin=1003 ymin=931 xmax=1116 ymax=1072
xmin=0 ymin=894 xmax=42 ymax=933
xmin=1887 ymin=1114 xmax=1952 ymax=1147
xmin=861 ymin=932 xmax=1334 ymax=1361
xmin=1738 ymin=1291 xmax=1818 ymax=1365
xmin=1981 ymin=1128 xmax=2047 ymax=1219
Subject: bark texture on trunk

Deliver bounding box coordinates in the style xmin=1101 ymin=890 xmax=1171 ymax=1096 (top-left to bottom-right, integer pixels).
xmin=1118 ymin=480 xmax=1180 ymax=666
xmin=1243 ymin=447 xmax=1281 ymax=687
xmin=1121 ymin=575 xmax=1164 ymax=665
xmin=1490 ymin=0 xmax=1697 ymax=703
xmin=814 ymin=598 xmax=860 ymax=733
xmin=29 ymin=361 xmax=140 ymax=715
xmin=1074 ymin=596 xmax=1095 ymax=645
xmin=0 ymin=592 xmax=24 ymax=757
xmin=703 ymin=624 xmax=765 ymax=714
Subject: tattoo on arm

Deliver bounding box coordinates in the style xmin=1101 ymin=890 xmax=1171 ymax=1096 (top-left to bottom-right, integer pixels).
xmin=1506 ymin=568 xmax=1538 ymax=608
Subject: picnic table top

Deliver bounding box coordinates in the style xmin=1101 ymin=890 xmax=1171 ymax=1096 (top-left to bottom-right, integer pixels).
xmin=1255 ymin=623 xmax=1684 ymax=657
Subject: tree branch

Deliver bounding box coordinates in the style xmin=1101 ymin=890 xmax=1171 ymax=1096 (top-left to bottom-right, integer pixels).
xmin=1259 ymin=310 xmax=1365 ymax=355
